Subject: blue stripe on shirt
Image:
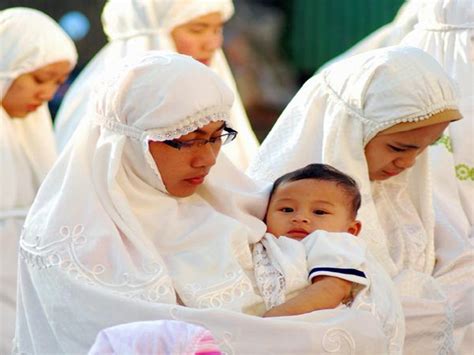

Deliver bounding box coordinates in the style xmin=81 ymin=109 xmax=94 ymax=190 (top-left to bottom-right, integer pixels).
xmin=308 ymin=267 xmax=366 ymax=279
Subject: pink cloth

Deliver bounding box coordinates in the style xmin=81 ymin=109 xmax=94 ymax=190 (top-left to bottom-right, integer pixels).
xmin=88 ymin=320 xmax=221 ymax=355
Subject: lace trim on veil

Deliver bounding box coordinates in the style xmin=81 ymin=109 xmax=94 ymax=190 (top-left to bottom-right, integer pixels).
xmin=92 ymin=105 xmax=231 ymax=142
xmin=321 ymin=71 xmax=459 ymax=143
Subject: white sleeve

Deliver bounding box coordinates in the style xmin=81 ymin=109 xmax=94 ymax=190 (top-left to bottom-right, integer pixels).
xmin=301 ymin=231 xmax=369 ymax=287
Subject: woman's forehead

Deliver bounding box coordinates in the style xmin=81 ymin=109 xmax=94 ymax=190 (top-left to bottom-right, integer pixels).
xmin=182 ymin=12 xmax=223 ymax=27
xmin=182 ymin=121 xmax=225 ymax=138
xmin=31 ymin=61 xmax=72 ymax=77
xmin=375 ymin=121 xmax=449 ymax=144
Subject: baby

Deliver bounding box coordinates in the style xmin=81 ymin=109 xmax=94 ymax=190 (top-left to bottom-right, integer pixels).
xmin=254 ymin=163 xmax=367 ymax=317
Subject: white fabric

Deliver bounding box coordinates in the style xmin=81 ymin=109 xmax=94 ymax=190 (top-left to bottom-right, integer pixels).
xmin=255 ymin=232 xmax=370 ymax=308
xmin=248 ymin=46 xmax=474 ymax=354
xmin=402 ymin=6 xmax=474 ymax=350
xmin=54 ymin=0 xmax=259 ymax=170
xmin=320 ymin=0 xmax=423 ymax=70
xmin=0 ymin=7 xmax=77 ymax=354
xmin=88 ymin=320 xmax=221 ymax=355
xmin=15 ymin=52 xmax=391 ymax=354
xmin=402 ymin=0 xmax=473 ymax=242
xmin=254 ymin=232 xmax=405 ymax=354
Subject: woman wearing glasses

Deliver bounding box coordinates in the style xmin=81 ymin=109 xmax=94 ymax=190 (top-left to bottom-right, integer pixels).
xmin=15 ymin=52 xmax=389 ymax=354
xmin=54 ymin=0 xmax=259 ymax=171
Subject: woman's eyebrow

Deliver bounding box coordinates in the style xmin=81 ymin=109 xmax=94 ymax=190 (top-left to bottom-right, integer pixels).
xmin=393 ymin=141 xmax=420 ymax=149
xmin=190 ymin=21 xmax=224 ymax=28
xmin=35 ymin=70 xmax=62 ymax=80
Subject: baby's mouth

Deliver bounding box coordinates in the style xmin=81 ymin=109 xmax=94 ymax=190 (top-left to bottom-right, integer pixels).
xmin=286 ymin=229 xmax=309 ymax=239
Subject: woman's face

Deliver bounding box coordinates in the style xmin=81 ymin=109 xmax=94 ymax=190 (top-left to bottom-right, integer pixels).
xmin=149 ymin=121 xmax=226 ymax=197
xmin=365 ymin=121 xmax=449 ymax=181
xmin=171 ymin=12 xmax=224 ymax=66
xmin=1 ymin=60 xmax=72 ymax=118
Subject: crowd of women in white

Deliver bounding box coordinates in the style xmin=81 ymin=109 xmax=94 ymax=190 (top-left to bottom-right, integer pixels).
xmin=0 ymin=0 xmax=472 ymax=354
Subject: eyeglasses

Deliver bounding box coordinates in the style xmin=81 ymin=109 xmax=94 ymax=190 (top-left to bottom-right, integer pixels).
xmin=163 ymin=126 xmax=238 ymax=150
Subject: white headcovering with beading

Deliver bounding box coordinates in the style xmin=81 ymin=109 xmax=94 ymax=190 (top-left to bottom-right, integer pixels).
xmin=54 ymin=0 xmax=259 ymax=170
xmin=403 ymin=0 xmax=474 ymax=247
xmin=16 ymin=51 xmax=391 ymax=355
xmin=0 ymin=7 xmax=77 ymax=214
xmin=249 ymin=45 xmax=473 ymax=353
xmin=0 ymin=7 xmax=77 ymax=353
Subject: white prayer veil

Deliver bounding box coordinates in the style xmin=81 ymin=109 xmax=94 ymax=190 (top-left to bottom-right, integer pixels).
xmin=16 ymin=52 xmax=390 ymax=355
xmin=0 ymin=7 xmax=77 ymax=353
xmin=249 ymin=46 xmax=458 ymax=276
xmin=54 ymin=0 xmax=259 ymax=170
xmin=0 ymin=7 xmax=77 ymax=214
xmin=402 ymin=0 xmax=474 ymax=245
xmin=249 ymin=45 xmax=473 ymax=353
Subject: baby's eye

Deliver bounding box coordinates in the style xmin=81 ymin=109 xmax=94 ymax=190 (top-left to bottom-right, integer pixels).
xmin=313 ymin=209 xmax=327 ymax=215
xmin=388 ymin=144 xmax=406 ymax=152
xmin=280 ymin=207 xmax=294 ymax=213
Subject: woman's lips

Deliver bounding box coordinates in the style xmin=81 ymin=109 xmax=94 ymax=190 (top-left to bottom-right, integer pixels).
xmin=184 ymin=175 xmax=206 ymax=185
xmin=383 ymin=170 xmax=401 ymax=177
xmin=26 ymin=104 xmax=40 ymax=112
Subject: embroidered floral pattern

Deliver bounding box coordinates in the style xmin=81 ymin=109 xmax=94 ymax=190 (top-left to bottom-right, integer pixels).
xmin=455 ymin=163 xmax=474 ymax=181
xmin=434 ymin=134 xmax=453 ymax=152
xmin=20 ymin=224 xmax=174 ymax=302
xmin=322 ymin=328 xmax=356 ymax=354
xmin=432 ymin=136 xmax=473 ymax=181
xmin=180 ymin=270 xmax=253 ymax=309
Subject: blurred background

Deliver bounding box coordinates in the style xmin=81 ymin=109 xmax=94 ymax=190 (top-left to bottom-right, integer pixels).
xmin=0 ymin=0 xmax=404 ymax=141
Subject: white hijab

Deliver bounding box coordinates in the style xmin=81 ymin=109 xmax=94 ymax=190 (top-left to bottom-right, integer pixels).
xmin=0 ymin=7 xmax=76 ymax=353
xmin=402 ymin=0 xmax=474 ymax=242
xmin=16 ymin=52 xmax=390 ymax=354
xmin=0 ymin=7 xmax=77 ymax=216
xmin=249 ymin=45 xmax=474 ymax=353
xmin=54 ymin=0 xmax=259 ymax=170
xmin=249 ymin=46 xmax=459 ymax=277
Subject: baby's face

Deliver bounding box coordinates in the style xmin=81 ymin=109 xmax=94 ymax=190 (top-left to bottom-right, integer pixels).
xmin=266 ymin=179 xmax=358 ymax=240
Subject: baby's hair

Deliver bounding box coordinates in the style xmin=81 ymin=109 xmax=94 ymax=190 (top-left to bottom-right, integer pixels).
xmin=269 ymin=164 xmax=361 ymax=218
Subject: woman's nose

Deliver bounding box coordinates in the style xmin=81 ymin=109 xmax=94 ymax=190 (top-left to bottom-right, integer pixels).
xmin=395 ymin=153 xmax=417 ymax=169
xmin=37 ymin=83 xmax=58 ymax=102
xmin=191 ymin=144 xmax=218 ymax=168
xmin=204 ymin=32 xmax=223 ymax=52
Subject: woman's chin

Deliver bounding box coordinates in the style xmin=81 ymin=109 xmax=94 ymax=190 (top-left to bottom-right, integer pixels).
xmin=5 ymin=109 xmax=29 ymax=118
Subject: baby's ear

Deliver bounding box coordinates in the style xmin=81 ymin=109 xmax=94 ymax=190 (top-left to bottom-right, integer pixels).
xmin=348 ymin=220 xmax=362 ymax=236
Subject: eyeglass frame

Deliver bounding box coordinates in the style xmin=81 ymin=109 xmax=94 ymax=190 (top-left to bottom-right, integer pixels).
xmin=162 ymin=125 xmax=238 ymax=150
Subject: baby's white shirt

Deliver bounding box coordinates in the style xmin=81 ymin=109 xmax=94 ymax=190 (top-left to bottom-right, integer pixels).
xmin=253 ymin=230 xmax=369 ymax=310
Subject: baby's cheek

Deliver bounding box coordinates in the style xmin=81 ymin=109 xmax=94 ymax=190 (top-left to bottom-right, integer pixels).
xmin=269 ymin=222 xmax=288 ymax=237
